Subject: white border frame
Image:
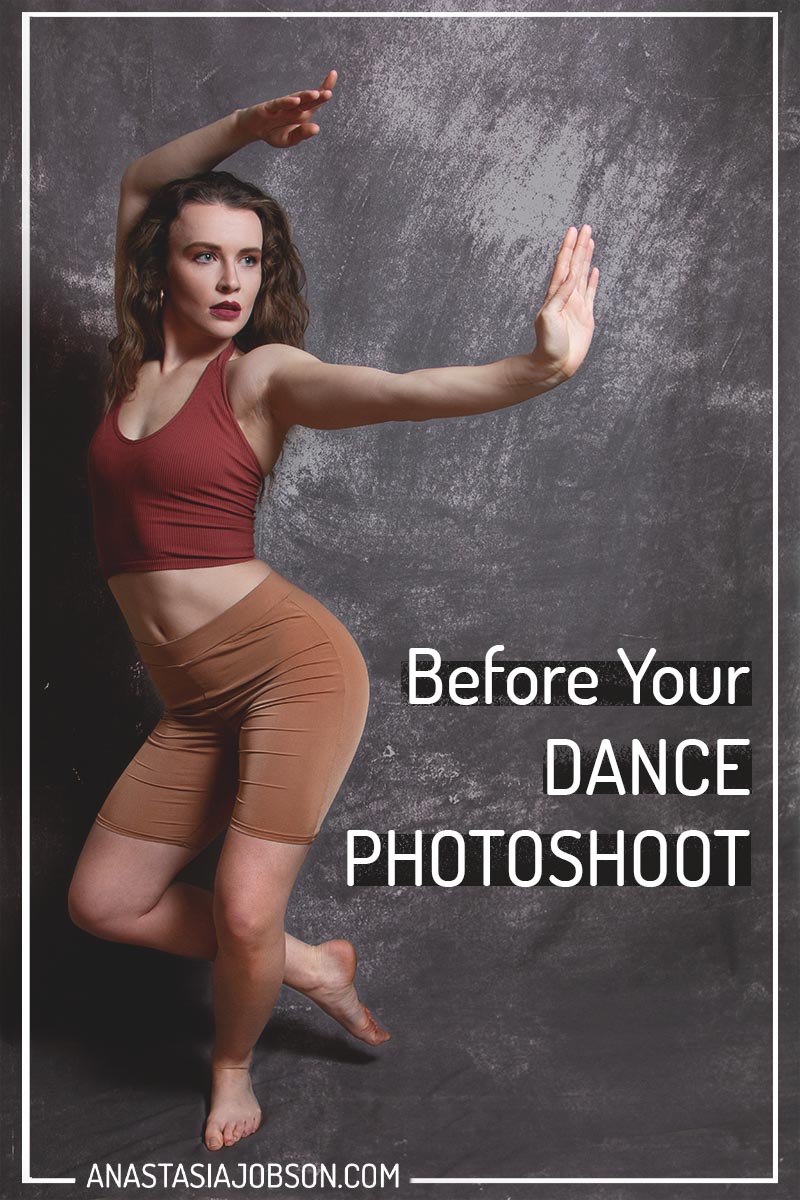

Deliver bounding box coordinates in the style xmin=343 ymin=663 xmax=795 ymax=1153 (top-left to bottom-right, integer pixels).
xmin=20 ymin=8 xmax=779 ymax=1188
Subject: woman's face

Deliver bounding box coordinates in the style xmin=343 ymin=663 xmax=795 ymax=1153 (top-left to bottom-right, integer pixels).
xmin=164 ymin=202 xmax=264 ymax=337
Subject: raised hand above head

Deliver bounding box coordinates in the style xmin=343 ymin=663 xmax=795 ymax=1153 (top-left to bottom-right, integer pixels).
xmin=235 ymin=69 xmax=338 ymax=148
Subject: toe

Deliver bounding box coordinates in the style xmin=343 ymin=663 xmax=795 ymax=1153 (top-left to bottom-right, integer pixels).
xmin=362 ymin=1008 xmax=382 ymax=1037
xmin=205 ymin=1124 xmax=224 ymax=1152
xmin=363 ymin=1008 xmax=391 ymax=1043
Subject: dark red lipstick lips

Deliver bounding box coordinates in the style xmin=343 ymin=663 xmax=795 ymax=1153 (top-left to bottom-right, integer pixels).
xmin=210 ymin=301 xmax=241 ymax=321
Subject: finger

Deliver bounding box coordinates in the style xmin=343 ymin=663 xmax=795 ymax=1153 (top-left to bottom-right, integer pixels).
xmin=292 ymin=95 xmax=331 ymax=117
xmin=551 ymin=265 xmax=579 ymax=313
xmin=586 ymin=266 xmax=599 ymax=313
xmin=278 ymin=89 xmax=325 ymax=111
xmin=543 ymin=227 xmax=578 ymax=301
xmin=320 ymin=69 xmax=337 ymax=90
xmin=568 ymin=224 xmax=591 ymax=294
xmin=273 ymin=122 xmax=303 ymax=145
xmin=266 ymin=96 xmax=302 ymax=113
xmin=578 ymin=235 xmax=594 ymax=294
xmin=289 ymin=123 xmax=320 ymax=145
xmin=295 ymin=98 xmax=331 ymax=118
xmin=292 ymin=87 xmax=334 ymax=105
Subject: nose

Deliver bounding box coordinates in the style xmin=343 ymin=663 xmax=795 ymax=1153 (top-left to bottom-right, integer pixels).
xmin=217 ymin=261 xmax=241 ymax=293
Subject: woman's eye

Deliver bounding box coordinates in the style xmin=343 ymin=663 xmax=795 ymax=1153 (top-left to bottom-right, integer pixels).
xmin=194 ymin=252 xmax=259 ymax=265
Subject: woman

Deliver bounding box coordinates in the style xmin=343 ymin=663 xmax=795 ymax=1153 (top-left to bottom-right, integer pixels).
xmin=69 ymin=69 xmax=599 ymax=1153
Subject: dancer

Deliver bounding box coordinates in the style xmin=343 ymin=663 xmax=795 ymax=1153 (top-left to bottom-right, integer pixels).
xmin=68 ymin=69 xmax=599 ymax=1152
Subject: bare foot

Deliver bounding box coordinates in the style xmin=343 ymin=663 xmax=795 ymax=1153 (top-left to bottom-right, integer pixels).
xmin=302 ymin=939 xmax=391 ymax=1046
xmin=204 ymin=1065 xmax=262 ymax=1151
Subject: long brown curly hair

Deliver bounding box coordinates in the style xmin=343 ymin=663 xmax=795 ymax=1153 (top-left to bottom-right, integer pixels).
xmin=104 ymin=170 xmax=309 ymax=499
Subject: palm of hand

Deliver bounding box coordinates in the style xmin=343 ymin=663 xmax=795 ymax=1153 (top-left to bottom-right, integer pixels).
xmin=532 ymin=225 xmax=599 ymax=378
xmin=239 ymin=70 xmax=337 ymax=149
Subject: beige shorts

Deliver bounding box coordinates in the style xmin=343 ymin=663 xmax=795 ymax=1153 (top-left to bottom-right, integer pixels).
xmin=95 ymin=569 xmax=370 ymax=848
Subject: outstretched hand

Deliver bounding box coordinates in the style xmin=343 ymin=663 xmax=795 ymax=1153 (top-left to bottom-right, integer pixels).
xmin=529 ymin=225 xmax=599 ymax=379
xmin=236 ymin=69 xmax=338 ymax=148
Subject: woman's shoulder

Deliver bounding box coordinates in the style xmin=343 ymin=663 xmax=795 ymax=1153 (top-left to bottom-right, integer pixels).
xmin=227 ymin=343 xmax=318 ymax=428
xmin=234 ymin=341 xmax=316 ymax=366
xmin=229 ymin=342 xmax=318 ymax=390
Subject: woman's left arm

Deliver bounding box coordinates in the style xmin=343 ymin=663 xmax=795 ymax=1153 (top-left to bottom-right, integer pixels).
xmin=266 ymin=225 xmax=599 ymax=430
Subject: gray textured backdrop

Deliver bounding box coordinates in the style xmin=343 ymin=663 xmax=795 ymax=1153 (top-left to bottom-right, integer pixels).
xmin=12 ymin=2 xmax=796 ymax=1197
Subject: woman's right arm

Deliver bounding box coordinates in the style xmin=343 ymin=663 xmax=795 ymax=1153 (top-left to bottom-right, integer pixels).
xmin=114 ymin=111 xmax=250 ymax=324
xmin=120 ymin=111 xmax=252 ymax=198
xmin=114 ymin=71 xmax=337 ymax=324
xmin=263 ymin=226 xmax=599 ymax=429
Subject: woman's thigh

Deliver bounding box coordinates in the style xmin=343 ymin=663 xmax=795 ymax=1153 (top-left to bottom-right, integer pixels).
xmin=77 ymin=572 xmax=370 ymax=925
xmin=68 ymin=821 xmax=207 ymax=929
xmin=72 ymin=710 xmax=238 ymax=924
xmin=94 ymin=709 xmax=238 ymax=850
xmin=215 ymin=588 xmax=371 ymax=845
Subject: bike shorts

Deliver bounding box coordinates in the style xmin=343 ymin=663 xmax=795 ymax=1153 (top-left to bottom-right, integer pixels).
xmin=94 ymin=569 xmax=370 ymax=849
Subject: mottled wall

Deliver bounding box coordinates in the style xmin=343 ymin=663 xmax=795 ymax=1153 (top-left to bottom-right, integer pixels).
xmin=21 ymin=2 xmax=795 ymax=1197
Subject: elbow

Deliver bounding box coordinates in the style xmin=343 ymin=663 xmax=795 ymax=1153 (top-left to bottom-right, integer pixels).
xmin=120 ymin=163 xmax=144 ymax=195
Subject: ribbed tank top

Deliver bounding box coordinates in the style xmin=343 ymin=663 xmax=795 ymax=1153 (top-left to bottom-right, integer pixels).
xmin=86 ymin=341 xmax=264 ymax=581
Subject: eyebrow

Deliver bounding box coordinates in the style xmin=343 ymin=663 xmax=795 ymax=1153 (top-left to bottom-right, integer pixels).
xmin=184 ymin=241 xmax=263 ymax=254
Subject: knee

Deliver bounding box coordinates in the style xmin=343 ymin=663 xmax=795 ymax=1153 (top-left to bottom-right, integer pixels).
xmin=67 ymin=877 xmax=129 ymax=938
xmin=213 ymin=898 xmax=284 ymax=951
xmin=67 ymin=879 xmax=106 ymax=935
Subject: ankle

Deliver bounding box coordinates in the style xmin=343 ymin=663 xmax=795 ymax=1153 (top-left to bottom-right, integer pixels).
xmin=289 ymin=942 xmax=325 ymax=993
xmin=211 ymin=1056 xmax=253 ymax=1072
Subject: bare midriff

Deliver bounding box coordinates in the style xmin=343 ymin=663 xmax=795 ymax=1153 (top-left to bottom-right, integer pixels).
xmin=105 ymin=349 xmax=287 ymax=645
xmin=108 ymin=559 xmax=274 ymax=645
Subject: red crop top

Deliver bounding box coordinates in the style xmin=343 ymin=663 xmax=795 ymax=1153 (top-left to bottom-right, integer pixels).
xmin=86 ymin=341 xmax=264 ymax=581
